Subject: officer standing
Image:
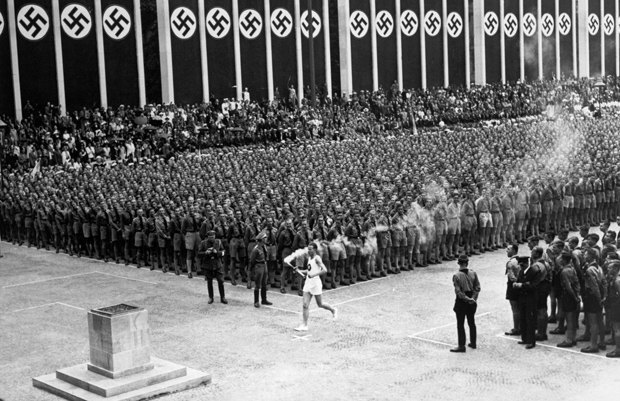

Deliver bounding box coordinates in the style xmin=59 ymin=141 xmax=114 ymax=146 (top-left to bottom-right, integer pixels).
xmin=513 ymin=247 xmax=545 ymax=349
xmin=198 ymin=230 xmax=227 ymax=305
xmin=249 ymin=232 xmax=273 ymax=308
xmin=450 ymin=255 xmax=481 ymax=353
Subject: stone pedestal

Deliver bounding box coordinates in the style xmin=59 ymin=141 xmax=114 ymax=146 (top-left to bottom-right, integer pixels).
xmin=87 ymin=305 xmax=153 ymax=379
xmin=33 ymin=303 xmax=210 ymax=401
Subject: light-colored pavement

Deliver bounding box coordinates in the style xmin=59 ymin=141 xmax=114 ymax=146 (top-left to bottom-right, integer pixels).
xmin=0 ymin=237 xmax=618 ymax=401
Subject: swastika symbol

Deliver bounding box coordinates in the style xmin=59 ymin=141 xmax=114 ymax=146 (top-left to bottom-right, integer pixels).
xmin=61 ymin=4 xmax=92 ymax=39
xmin=271 ymin=8 xmax=292 ymax=38
xmin=239 ymin=9 xmax=262 ymax=39
xmin=18 ymin=5 xmax=49 ymax=41
xmin=301 ymin=10 xmax=321 ymax=38
xmin=588 ymin=13 xmax=599 ymax=35
xmin=425 ymin=10 xmax=441 ymax=36
xmin=103 ymin=6 xmax=131 ymax=40
xmin=523 ymin=13 xmax=536 ymax=37
xmin=207 ymin=8 xmax=231 ymax=39
xmin=540 ymin=13 xmax=554 ymax=37
xmin=0 ymin=12 xmax=5 ymax=37
xmin=375 ymin=10 xmax=393 ymax=38
xmin=350 ymin=10 xmax=369 ymax=38
xmin=484 ymin=11 xmax=498 ymax=36
xmin=558 ymin=12 xmax=571 ymax=36
xmin=171 ymin=7 xmax=196 ymax=39
xmin=400 ymin=9 xmax=418 ymax=37
xmin=447 ymin=12 xmax=462 ymax=38
xmin=504 ymin=13 xmax=518 ymax=38
xmin=604 ymin=13 xmax=614 ymax=36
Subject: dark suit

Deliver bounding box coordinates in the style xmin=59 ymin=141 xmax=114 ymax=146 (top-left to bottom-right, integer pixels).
xmin=516 ymin=261 xmax=545 ymax=345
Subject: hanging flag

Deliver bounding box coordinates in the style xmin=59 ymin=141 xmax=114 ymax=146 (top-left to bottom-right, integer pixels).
xmin=238 ymin=0 xmax=268 ymax=101
xmin=557 ymin=0 xmax=575 ymax=79
xmin=446 ymin=0 xmax=466 ymax=87
xmin=301 ymin=0 xmax=326 ymax=97
xmin=540 ymin=0 xmax=556 ymax=79
xmin=169 ymin=0 xmax=203 ymax=104
xmin=504 ymin=0 xmax=520 ymax=82
xmin=401 ymin=0 xmax=422 ymax=89
xmin=349 ymin=1 xmax=372 ymax=90
xmin=522 ymin=0 xmax=539 ymax=81
xmin=423 ymin=0 xmax=443 ymax=88
xmin=375 ymin=0 xmax=397 ymax=91
xmin=603 ymin=0 xmax=616 ymax=77
xmin=483 ymin=0 xmax=501 ymax=83
xmin=588 ymin=0 xmax=602 ymax=77
xmin=0 ymin=1 xmax=14 ymax=116
xmin=206 ymin=0 xmax=235 ymax=100
xmin=270 ymin=0 xmax=297 ymax=100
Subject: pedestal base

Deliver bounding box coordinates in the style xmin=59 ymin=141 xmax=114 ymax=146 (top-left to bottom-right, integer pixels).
xmin=33 ymin=357 xmax=210 ymax=401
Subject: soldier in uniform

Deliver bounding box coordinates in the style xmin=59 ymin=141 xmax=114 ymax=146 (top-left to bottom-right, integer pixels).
xmin=24 ymin=200 xmax=35 ymax=247
xmin=132 ymin=208 xmax=147 ymax=268
xmin=263 ymin=217 xmax=279 ymax=287
xmin=327 ymin=213 xmax=348 ymax=285
xmin=504 ymin=244 xmax=521 ymax=336
xmin=53 ymin=202 xmax=67 ymax=254
xmin=155 ymin=207 xmax=170 ymax=272
xmin=228 ymin=211 xmax=247 ymax=285
xmin=168 ymin=207 xmax=183 ymax=275
xmin=249 ymin=232 xmax=273 ymax=308
xmin=345 ymin=211 xmax=367 ymax=283
xmin=446 ymin=191 xmax=461 ymax=261
xmin=244 ymin=214 xmax=262 ymax=289
xmin=375 ymin=209 xmax=391 ymax=277
xmin=581 ymin=247 xmax=608 ymax=353
xmin=121 ymin=202 xmax=134 ymax=265
xmin=278 ymin=219 xmax=297 ymax=292
xmin=198 ymin=230 xmax=227 ymax=304
xmin=181 ymin=208 xmax=200 ymax=278
xmin=96 ymin=204 xmax=110 ymax=262
xmin=450 ymin=255 xmax=481 ymax=353
xmin=109 ymin=203 xmax=122 ymax=263
xmin=513 ymin=247 xmax=546 ymax=349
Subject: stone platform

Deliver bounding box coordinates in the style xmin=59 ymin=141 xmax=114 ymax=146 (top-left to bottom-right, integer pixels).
xmin=33 ymin=357 xmax=211 ymax=401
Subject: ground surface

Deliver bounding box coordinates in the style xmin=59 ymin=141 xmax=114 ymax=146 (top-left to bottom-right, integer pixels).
xmin=1 ymin=232 xmax=619 ymax=401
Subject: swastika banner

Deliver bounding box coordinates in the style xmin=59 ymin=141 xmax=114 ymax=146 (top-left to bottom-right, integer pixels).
xmin=504 ymin=0 xmax=520 ymax=82
xmin=558 ymin=0 xmax=574 ymax=78
xmin=0 ymin=0 xmax=15 ymax=116
xmin=301 ymin=0 xmax=326 ymax=99
xmin=270 ymin=0 xmax=297 ymax=100
xmin=239 ymin=0 xmax=267 ymax=101
xmin=446 ymin=0 xmax=465 ymax=87
xmin=375 ymin=0 xmax=397 ymax=91
xmin=59 ymin=0 xmax=99 ymax=112
xmin=350 ymin=0 xmax=372 ymax=90
xmin=589 ymin=0 xmax=602 ymax=77
xmin=15 ymin=0 xmax=58 ymax=110
xmin=206 ymin=0 xmax=235 ymax=100
xmin=170 ymin=0 xmax=203 ymax=104
xmin=523 ymin=0 xmax=538 ymax=81
xmin=483 ymin=0 xmax=501 ymax=84
xmin=424 ymin=0 xmax=443 ymax=89
xmin=540 ymin=0 xmax=556 ymax=79
xmin=401 ymin=0 xmax=422 ymax=89
xmin=101 ymin=0 xmax=139 ymax=107
xmin=604 ymin=0 xmax=616 ymax=76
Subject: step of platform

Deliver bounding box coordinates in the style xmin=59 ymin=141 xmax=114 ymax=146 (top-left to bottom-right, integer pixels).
xmin=55 ymin=357 xmax=186 ymax=397
xmin=33 ymin=361 xmax=210 ymax=401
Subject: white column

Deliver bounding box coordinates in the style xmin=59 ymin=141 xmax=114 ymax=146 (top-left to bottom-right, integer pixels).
xmin=94 ymin=0 xmax=107 ymax=107
xmin=442 ymin=0 xmax=448 ymax=87
xmin=7 ymin=0 xmax=22 ymax=120
xmin=294 ymin=0 xmax=304 ymax=104
xmin=51 ymin=0 xmax=66 ymax=115
xmin=572 ymin=0 xmax=578 ymax=77
xmin=134 ymin=0 xmax=146 ymax=106
xmin=555 ymin=0 xmax=560 ymax=79
xmin=232 ymin=0 xmax=243 ymax=100
xmin=519 ymin=0 xmax=524 ymax=81
xmin=577 ymin=0 xmax=589 ymax=77
xmin=537 ymin=0 xmax=542 ymax=80
xmin=395 ymin=0 xmax=403 ymax=91
xmin=600 ymin=0 xmax=605 ymax=77
xmin=419 ymin=0 xmax=426 ymax=89
xmin=614 ymin=0 xmax=620 ymax=76
xmin=464 ymin=0 xmax=470 ymax=88
xmin=157 ymin=0 xmax=174 ymax=103
xmin=198 ymin=0 xmax=209 ymax=102
xmin=323 ymin=0 xmax=332 ymax=98
xmin=472 ymin=0 xmax=485 ymax=85
xmin=500 ymin=0 xmax=506 ymax=84
xmin=264 ymin=0 xmax=274 ymax=101
xmin=370 ymin=0 xmax=378 ymax=91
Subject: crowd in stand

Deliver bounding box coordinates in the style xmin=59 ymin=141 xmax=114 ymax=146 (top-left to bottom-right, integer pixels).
xmin=1 ymin=77 xmax=620 ymax=356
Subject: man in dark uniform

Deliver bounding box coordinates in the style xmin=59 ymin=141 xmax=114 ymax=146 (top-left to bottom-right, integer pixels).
xmin=249 ymin=232 xmax=273 ymax=308
xmin=155 ymin=207 xmax=170 ymax=272
xmin=278 ymin=219 xmax=296 ymax=293
xmin=263 ymin=217 xmax=279 ymax=288
xmin=504 ymin=244 xmax=521 ymax=336
xmin=169 ymin=207 xmax=184 ymax=275
xmin=345 ymin=211 xmax=367 ymax=283
xmin=228 ymin=211 xmax=247 ymax=285
xmin=181 ymin=208 xmax=200 ymax=278
xmin=132 ymin=208 xmax=147 ymax=268
xmin=198 ymin=230 xmax=227 ymax=304
xmin=450 ymin=255 xmax=481 ymax=353
xmin=513 ymin=247 xmax=546 ymax=349
xmin=244 ymin=214 xmax=262 ymax=289
xmin=96 ymin=205 xmax=110 ymax=262
xmin=121 ymin=202 xmax=134 ymax=265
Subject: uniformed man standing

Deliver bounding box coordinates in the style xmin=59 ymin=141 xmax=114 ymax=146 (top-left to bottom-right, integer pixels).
xmin=513 ymin=247 xmax=545 ymax=349
xmin=198 ymin=230 xmax=227 ymax=304
xmin=249 ymin=232 xmax=273 ymax=308
xmin=450 ymin=255 xmax=481 ymax=353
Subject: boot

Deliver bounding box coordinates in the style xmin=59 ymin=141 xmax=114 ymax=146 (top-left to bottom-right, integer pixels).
xmin=261 ymin=288 xmax=272 ymax=305
xmin=254 ymin=289 xmax=260 ymax=308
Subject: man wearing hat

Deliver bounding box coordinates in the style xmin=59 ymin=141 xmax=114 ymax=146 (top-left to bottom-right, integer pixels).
xmin=513 ymin=247 xmax=546 ymax=349
xmin=249 ymin=231 xmax=273 ymax=308
xmin=198 ymin=230 xmax=227 ymax=304
xmin=450 ymin=255 xmax=481 ymax=353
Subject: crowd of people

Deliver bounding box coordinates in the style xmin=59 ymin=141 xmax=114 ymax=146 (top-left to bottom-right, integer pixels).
xmin=2 ymin=77 xmax=620 ymax=356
